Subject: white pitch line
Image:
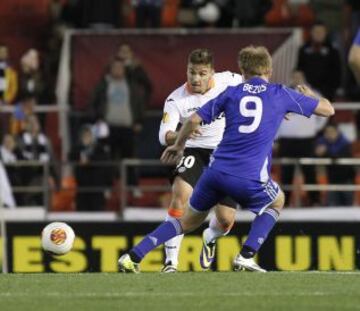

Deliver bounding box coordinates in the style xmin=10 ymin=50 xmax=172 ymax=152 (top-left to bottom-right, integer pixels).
xmin=0 ymin=291 xmax=354 ymax=298
xmin=270 ymin=271 xmax=360 ymax=275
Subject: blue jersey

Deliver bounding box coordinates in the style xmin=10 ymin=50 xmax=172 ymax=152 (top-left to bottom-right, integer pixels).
xmin=353 ymin=28 xmax=360 ymax=46
xmin=196 ymin=77 xmax=319 ymax=182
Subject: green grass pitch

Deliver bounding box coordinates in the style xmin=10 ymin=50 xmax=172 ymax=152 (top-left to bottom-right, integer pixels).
xmin=0 ymin=272 xmax=359 ymax=311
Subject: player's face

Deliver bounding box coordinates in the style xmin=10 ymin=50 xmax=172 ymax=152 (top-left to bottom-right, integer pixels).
xmin=186 ymin=63 xmax=214 ymax=94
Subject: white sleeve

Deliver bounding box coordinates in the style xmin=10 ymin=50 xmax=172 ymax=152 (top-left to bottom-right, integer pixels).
xmin=229 ymin=72 xmax=243 ymax=86
xmin=213 ymin=71 xmax=243 ymax=88
xmin=158 ymin=99 xmax=180 ymax=146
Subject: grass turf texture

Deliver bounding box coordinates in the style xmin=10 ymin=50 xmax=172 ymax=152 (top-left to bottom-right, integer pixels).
xmin=0 ymin=272 xmax=359 ymax=311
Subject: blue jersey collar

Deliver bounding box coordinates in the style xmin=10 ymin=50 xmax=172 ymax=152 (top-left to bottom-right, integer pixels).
xmin=246 ymin=77 xmax=268 ymax=84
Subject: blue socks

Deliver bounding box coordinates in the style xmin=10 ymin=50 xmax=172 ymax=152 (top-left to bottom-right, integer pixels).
xmin=129 ymin=219 xmax=183 ymax=263
xmin=241 ymin=208 xmax=279 ymax=258
xmin=128 ymin=208 xmax=279 ymax=262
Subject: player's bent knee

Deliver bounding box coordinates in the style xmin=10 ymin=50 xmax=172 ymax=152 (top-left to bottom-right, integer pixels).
xmin=216 ymin=216 xmax=235 ymax=231
xmin=215 ymin=205 xmax=236 ymax=230
xmin=270 ymin=191 xmax=285 ymax=212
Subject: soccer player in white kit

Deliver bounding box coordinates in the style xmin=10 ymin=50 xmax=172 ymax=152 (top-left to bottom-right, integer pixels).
xmin=158 ymin=49 xmax=243 ymax=272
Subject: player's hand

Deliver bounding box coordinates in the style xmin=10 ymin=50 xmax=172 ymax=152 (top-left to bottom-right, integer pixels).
xmin=189 ymin=128 xmax=202 ymax=139
xmin=161 ymin=145 xmax=184 ymax=165
xmin=296 ymin=84 xmax=316 ymax=97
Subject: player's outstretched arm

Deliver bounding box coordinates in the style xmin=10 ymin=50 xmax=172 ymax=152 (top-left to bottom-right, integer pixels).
xmin=161 ymin=113 xmax=203 ymax=164
xmin=174 ymin=113 xmax=203 ymax=147
xmin=296 ymin=85 xmax=335 ymax=117
xmin=164 ymin=129 xmax=202 ymax=146
xmin=313 ymin=98 xmax=335 ymax=117
xmin=349 ymin=44 xmax=360 ymax=85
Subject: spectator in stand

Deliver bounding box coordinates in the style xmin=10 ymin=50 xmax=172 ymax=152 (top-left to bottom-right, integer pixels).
xmin=91 ymin=119 xmax=110 ymax=148
xmin=265 ymin=0 xmax=314 ymax=28
xmin=214 ymin=0 xmax=234 ymax=27
xmin=0 ymin=134 xmax=24 ymax=205
xmin=297 ymin=21 xmax=342 ymax=101
xmin=69 ymin=125 xmax=112 ymax=211
xmin=276 ymin=70 xmax=327 ymax=206
xmin=81 ymin=0 xmax=122 ymax=28
xmin=132 ymin=0 xmax=164 ymax=28
xmin=315 ymin=124 xmax=355 ymax=206
xmin=0 ymin=43 xmax=18 ymax=105
xmin=9 ymin=94 xmax=36 ymax=136
xmin=232 ymin=0 xmax=271 ymax=27
xmin=90 ymin=57 xmax=147 ymax=161
xmin=187 ymin=0 xmax=269 ymax=28
xmin=196 ymin=1 xmax=221 ymax=27
xmin=18 ymin=115 xmax=57 ymax=206
xmin=52 ymin=0 xmax=83 ymax=28
xmin=310 ymin=0 xmax=343 ymax=41
xmin=90 ymin=57 xmax=149 ymax=195
xmin=0 ymin=134 xmax=22 ymax=164
xmin=116 ymin=43 xmax=153 ymax=111
xmin=18 ymin=49 xmax=53 ymax=105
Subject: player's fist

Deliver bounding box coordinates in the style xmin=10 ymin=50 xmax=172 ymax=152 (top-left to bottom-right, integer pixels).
xmin=161 ymin=145 xmax=184 ymax=165
xmin=296 ymin=84 xmax=316 ymax=97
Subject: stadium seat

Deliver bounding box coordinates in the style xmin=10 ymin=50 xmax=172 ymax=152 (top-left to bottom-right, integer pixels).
xmin=162 ymin=0 xmax=180 ymax=27
xmin=51 ymin=176 xmax=76 ymax=211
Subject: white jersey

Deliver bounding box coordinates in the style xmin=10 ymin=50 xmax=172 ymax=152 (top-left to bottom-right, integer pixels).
xmin=159 ymin=71 xmax=243 ymax=149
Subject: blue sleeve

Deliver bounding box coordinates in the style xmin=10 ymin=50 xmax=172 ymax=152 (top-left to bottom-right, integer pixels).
xmin=282 ymin=86 xmax=319 ymax=118
xmin=353 ymin=29 xmax=360 ymax=46
xmin=197 ymin=89 xmax=229 ymax=124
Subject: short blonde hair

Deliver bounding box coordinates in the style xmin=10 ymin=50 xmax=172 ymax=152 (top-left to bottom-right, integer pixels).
xmin=238 ymin=46 xmax=272 ymax=77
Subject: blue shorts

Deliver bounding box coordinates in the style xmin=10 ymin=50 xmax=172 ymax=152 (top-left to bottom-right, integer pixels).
xmin=189 ymin=167 xmax=281 ymax=215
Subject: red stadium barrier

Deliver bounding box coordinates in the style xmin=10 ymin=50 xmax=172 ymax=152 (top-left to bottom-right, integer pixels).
xmin=70 ymin=30 xmax=292 ymax=110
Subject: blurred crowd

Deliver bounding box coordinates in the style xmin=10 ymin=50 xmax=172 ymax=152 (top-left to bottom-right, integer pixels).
xmin=1 ymin=0 xmax=360 ymax=210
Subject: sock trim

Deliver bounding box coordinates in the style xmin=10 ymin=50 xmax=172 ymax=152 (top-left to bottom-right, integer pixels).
xmin=168 ymin=218 xmax=183 ymax=235
xmin=263 ymin=208 xmax=280 ymax=221
xmin=168 ymin=207 xmax=183 ymax=218
xmin=240 ymin=245 xmax=256 ymax=259
xmin=129 ymin=250 xmax=141 ymax=263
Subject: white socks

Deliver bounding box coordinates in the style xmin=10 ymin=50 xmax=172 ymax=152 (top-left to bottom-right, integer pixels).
xmin=203 ymin=215 xmax=230 ymax=244
xmin=164 ymin=214 xmax=231 ymax=266
xmin=164 ymin=215 xmax=184 ymax=266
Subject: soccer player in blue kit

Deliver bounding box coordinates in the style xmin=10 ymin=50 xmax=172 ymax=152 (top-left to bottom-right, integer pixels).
xmin=119 ymin=45 xmax=334 ymax=273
